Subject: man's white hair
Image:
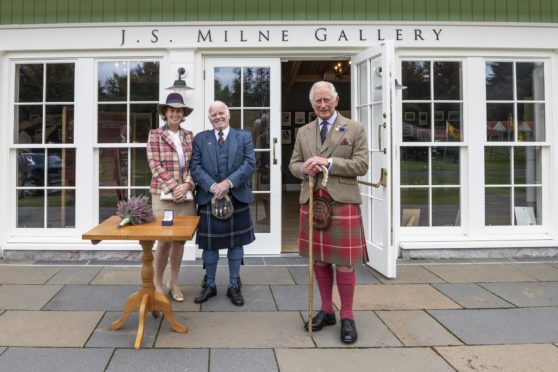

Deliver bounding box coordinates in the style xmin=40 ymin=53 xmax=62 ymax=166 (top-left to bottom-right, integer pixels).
xmin=309 ymin=81 xmax=338 ymax=102
xmin=208 ymin=100 xmax=230 ymax=114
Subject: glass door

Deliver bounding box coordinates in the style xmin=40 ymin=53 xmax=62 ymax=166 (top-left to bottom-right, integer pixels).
xmin=204 ymin=58 xmax=281 ymax=254
xmin=352 ymin=42 xmax=396 ymax=278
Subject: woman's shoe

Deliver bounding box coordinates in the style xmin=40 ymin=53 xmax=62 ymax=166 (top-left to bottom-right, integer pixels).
xmin=167 ymin=282 xmax=184 ymax=302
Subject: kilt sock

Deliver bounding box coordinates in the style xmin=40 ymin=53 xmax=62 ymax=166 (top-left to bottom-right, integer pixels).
xmin=336 ymin=269 xmax=356 ymax=320
xmin=227 ymin=246 xmax=244 ymax=288
xmin=314 ymin=264 xmax=334 ymax=314
xmin=202 ymin=250 xmax=219 ymax=287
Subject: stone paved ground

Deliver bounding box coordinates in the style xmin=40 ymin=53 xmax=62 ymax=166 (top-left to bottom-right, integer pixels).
xmin=1 ymin=256 xmax=558 ymax=371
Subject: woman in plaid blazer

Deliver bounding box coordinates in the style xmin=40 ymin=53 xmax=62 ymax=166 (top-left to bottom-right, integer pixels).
xmin=147 ymin=93 xmax=196 ymax=302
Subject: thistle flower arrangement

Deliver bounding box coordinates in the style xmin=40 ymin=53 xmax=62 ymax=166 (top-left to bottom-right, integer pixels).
xmin=116 ymin=195 xmax=154 ymax=228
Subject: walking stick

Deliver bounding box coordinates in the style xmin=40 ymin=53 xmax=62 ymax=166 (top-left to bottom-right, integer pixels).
xmin=308 ymin=165 xmax=329 ymax=337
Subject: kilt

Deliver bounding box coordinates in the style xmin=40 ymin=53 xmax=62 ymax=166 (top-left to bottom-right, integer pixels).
xmin=299 ymin=189 xmax=368 ymax=266
xmin=196 ymin=196 xmax=255 ymax=251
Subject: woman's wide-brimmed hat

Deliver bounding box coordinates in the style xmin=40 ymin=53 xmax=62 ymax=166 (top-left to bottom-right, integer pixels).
xmin=157 ymin=93 xmax=194 ymax=117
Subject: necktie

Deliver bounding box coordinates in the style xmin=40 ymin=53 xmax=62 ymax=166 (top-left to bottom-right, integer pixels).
xmin=218 ymin=131 xmax=224 ymax=145
xmin=320 ymin=122 xmax=328 ymax=144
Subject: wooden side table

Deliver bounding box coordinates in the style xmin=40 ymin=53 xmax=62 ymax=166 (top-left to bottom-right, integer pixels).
xmin=83 ymin=215 xmax=199 ymax=349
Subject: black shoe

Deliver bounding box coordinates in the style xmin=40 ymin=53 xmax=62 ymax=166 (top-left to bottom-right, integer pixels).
xmin=340 ymin=318 xmax=358 ymax=344
xmin=304 ymin=311 xmax=336 ymax=331
xmin=194 ymin=276 xmax=217 ymax=304
xmin=226 ymin=286 xmax=244 ymax=306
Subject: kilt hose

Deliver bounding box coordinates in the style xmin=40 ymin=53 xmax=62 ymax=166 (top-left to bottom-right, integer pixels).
xmin=299 ymin=189 xmax=368 ymax=267
xmin=196 ymin=196 xmax=255 ymax=251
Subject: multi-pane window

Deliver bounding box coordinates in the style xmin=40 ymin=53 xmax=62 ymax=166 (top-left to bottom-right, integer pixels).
xmin=213 ymin=66 xmax=271 ymax=232
xmin=14 ymin=63 xmax=76 ymax=228
xmin=400 ymin=60 xmax=463 ymax=227
xmin=484 ymin=62 xmax=544 ymax=225
xmin=97 ymin=61 xmax=159 ymax=222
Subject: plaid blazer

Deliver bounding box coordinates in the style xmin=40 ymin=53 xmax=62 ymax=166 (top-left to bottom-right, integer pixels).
xmin=146 ymin=125 xmax=194 ymax=194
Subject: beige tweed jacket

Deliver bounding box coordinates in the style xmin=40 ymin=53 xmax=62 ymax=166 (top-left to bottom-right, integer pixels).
xmin=289 ymin=113 xmax=369 ymax=204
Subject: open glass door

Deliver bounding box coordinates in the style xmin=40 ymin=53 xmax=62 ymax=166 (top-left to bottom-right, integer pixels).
xmin=352 ymin=42 xmax=397 ymax=278
xmin=204 ymin=58 xmax=281 ymax=254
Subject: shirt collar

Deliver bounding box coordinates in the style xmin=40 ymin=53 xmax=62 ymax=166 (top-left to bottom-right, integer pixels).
xmin=214 ymin=126 xmax=230 ymax=139
xmin=319 ymin=111 xmax=338 ymax=127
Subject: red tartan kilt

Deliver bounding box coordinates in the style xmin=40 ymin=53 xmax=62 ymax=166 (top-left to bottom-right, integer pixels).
xmin=299 ymin=190 xmax=368 ymax=266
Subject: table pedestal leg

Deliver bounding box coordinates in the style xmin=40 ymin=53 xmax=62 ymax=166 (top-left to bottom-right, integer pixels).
xmin=109 ymin=240 xmax=188 ymax=349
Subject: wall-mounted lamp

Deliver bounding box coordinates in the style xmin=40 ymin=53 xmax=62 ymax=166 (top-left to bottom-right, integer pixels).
xmin=166 ymin=67 xmax=194 ymax=92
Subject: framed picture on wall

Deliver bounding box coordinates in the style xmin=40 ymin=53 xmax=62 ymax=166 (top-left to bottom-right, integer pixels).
xmin=308 ymin=112 xmax=317 ymax=122
xmin=282 ymin=129 xmax=292 ymax=145
xmin=294 ymin=111 xmax=306 ymax=124
xmin=294 ymin=127 xmax=300 ymax=139
xmin=404 ymin=111 xmax=415 ymax=122
xmin=419 ymin=112 xmax=428 ymax=125
xmin=340 ymin=110 xmax=351 ymax=118
xmin=281 ymin=112 xmax=291 ymax=127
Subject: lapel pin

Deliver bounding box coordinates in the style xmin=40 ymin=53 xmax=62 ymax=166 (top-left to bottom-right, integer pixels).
xmin=336 ymin=126 xmax=346 ymax=132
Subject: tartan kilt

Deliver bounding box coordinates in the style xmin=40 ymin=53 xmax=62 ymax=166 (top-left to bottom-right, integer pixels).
xmin=299 ymin=189 xmax=368 ymax=266
xmin=196 ymin=196 xmax=255 ymax=251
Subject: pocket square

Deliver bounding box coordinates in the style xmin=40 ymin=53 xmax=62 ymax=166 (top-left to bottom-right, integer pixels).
xmin=340 ymin=138 xmax=352 ymax=146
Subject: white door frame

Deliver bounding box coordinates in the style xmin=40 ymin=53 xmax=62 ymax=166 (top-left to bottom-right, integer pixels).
xmin=204 ymin=57 xmax=282 ymax=255
xmin=352 ymin=42 xmax=397 ymax=278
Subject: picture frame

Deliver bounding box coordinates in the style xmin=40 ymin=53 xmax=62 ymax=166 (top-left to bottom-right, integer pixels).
xmin=434 ymin=110 xmax=444 ymax=121
xmin=294 ymin=111 xmax=306 ymax=124
xmin=281 ymin=112 xmax=291 ymax=127
xmin=282 ymin=129 xmax=292 ymax=145
xmin=404 ymin=111 xmax=415 ymax=122
xmin=308 ymin=112 xmax=317 ymax=122
xmin=447 ymin=111 xmax=460 ymax=121
xmin=418 ymin=112 xmax=428 ymax=125
xmin=340 ymin=110 xmax=351 ymax=118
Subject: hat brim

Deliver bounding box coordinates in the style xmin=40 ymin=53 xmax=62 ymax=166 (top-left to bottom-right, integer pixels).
xmin=157 ymin=103 xmax=194 ymax=117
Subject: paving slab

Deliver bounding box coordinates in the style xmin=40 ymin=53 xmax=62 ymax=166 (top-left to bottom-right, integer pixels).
xmin=179 ymin=266 xmax=294 ymax=285
xmin=0 ymin=310 xmax=103 ymax=347
xmin=0 ymin=347 xmax=113 ymax=372
xmin=312 ymin=311 xmax=401 ymax=348
xmin=201 ymin=285 xmax=277 ymax=311
xmin=480 ymin=282 xmax=558 ymax=307
xmin=0 ymin=347 xmax=5 ymax=356
xmin=0 ymin=284 xmax=63 ymax=310
xmin=271 ymin=284 xmax=322 ymax=311
xmin=47 ymin=266 xmax=103 ymax=284
xmin=43 ymin=285 xmax=138 ymax=311
xmin=211 ymin=349 xmax=278 ymax=372
xmin=433 ymin=283 xmax=514 ymax=308
xmin=512 ymin=263 xmax=558 ymax=281
xmin=373 ymin=265 xmax=446 ymax=284
xmin=376 ymin=310 xmax=462 ymax=346
xmin=86 ymin=311 xmax=162 ymax=348
xmin=162 ymin=285 xmax=201 ymax=312
xmin=333 ymin=284 xmax=461 ymax=310
xmin=275 ymin=348 xmax=454 ymax=372
xmin=429 ymin=307 xmax=558 ymax=344
xmin=156 ymin=311 xmax=314 ymax=348
xmin=90 ymin=267 xmax=142 ymax=285
xmin=425 ymin=264 xmax=536 ymax=283
xmin=0 ymin=266 xmax=60 ymax=284
xmin=436 ymin=344 xmax=558 ymax=372
xmin=288 ymin=265 xmax=381 ymax=285
xmin=106 ymin=349 xmax=208 ymax=372
xmin=263 ymin=256 xmax=307 ymax=265
xmin=242 ymin=256 xmax=266 ymax=265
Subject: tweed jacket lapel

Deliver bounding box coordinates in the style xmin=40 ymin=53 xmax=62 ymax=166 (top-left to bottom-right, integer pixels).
xmin=321 ymin=115 xmax=348 ymax=158
xmin=159 ymin=127 xmax=176 ymax=150
xmin=227 ymin=128 xmax=239 ymax=172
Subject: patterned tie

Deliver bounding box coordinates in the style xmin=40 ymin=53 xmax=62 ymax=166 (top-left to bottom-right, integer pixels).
xmin=218 ymin=130 xmax=224 ymax=145
xmin=320 ymin=122 xmax=328 ymax=144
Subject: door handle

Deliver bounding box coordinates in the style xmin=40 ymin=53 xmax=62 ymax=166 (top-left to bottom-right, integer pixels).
xmin=272 ymin=137 xmax=277 ymax=164
xmin=358 ymin=168 xmax=388 ymax=188
xmin=378 ymin=123 xmax=386 ymax=154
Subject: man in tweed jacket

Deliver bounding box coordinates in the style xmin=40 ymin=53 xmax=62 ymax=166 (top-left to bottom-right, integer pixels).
xmin=289 ymin=81 xmax=369 ymax=344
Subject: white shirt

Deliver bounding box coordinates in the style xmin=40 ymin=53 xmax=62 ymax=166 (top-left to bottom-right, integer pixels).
xmin=214 ymin=126 xmax=230 ymax=142
xmin=318 ymin=111 xmax=338 ymax=135
xmin=168 ymin=130 xmax=185 ymax=169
